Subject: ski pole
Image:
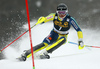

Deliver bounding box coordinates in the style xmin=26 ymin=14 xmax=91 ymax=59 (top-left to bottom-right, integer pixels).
xmin=85 ymin=45 xmax=100 ymax=48
xmin=0 ymin=24 xmax=36 ymax=53
xmin=0 ymin=16 xmax=45 ymax=53
xmin=68 ymin=41 xmax=100 ymax=48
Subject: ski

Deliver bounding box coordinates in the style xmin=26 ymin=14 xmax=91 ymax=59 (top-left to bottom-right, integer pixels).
xmin=51 ymin=52 xmax=87 ymax=59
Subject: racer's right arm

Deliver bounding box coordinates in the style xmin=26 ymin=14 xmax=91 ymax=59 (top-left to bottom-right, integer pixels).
xmin=36 ymin=13 xmax=55 ymax=25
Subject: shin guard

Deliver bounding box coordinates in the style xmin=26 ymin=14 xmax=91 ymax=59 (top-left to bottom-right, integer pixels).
xmin=46 ymin=38 xmax=66 ymax=53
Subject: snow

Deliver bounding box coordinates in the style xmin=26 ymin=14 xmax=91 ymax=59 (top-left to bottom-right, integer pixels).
xmin=0 ymin=22 xmax=100 ymax=69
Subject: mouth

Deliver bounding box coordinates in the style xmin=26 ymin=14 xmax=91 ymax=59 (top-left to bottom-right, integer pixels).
xmin=59 ymin=14 xmax=66 ymax=18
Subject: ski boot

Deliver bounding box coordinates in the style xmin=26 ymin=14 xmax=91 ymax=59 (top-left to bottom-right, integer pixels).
xmin=40 ymin=53 xmax=50 ymax=59
xmin=39 ymin=50 xmax=50 ymax=59
xmin=17 ymin=50 xmax=28 ymax=61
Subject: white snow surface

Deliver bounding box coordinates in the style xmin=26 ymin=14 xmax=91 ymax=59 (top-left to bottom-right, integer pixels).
xmin=0 ymin=21 xmax=100 ymax=69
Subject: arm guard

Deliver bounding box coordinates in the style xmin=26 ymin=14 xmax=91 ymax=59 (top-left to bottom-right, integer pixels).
xmin=36 ymin=17 xmax=46 ymax=25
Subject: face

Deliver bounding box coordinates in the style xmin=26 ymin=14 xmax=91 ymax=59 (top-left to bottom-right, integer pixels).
xmin=59 ymin=14 xmax=66 ymax=18
xmin=57 ymin=11 xmax=67 ymax=18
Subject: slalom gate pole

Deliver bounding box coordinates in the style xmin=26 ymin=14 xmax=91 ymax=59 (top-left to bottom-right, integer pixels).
xmin=25 ymin=0 xmax=35 ymax=69
xmin=68 ymin=41 xmax=100 ymax=48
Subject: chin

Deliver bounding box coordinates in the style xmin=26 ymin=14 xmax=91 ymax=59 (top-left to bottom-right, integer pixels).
xmin=59 ymin=15 xmax=66 ymax=19
xmin=60 ymin=17 xmax=64 ymax=18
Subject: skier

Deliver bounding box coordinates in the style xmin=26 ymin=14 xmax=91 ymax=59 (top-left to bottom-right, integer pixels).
xmin=18 ymin=3 xmax=84 ymax=61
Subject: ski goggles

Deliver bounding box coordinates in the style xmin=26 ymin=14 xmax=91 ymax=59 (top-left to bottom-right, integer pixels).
xmin=57 ymin=11 xmax=67 ymax=15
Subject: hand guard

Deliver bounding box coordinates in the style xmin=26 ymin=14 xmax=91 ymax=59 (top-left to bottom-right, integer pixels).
xmin=78 ymin=39 xmax=85 ymax=49
xmin=36 ymin=17 xmax=45 ymax=25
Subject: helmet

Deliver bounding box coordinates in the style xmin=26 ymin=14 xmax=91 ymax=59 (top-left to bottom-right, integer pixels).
xmin=56 ymin=3 xmax=68 ymax=18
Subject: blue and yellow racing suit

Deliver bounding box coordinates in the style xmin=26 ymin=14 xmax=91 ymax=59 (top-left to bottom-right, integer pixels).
xmin=40 ymin=13 xmax=83 ymax=53
xmin=26 ymin=13 xmax=83 ymax=58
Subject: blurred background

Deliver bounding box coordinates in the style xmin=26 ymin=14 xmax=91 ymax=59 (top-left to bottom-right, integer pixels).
xmin=0 ymin=0 xmax=100 ymax=59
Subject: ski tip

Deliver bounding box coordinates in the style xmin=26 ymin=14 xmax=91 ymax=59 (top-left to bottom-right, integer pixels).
xmin=16 ymin=57 xmax=23 ymax=62
xmin=16 ymin=56 xmax=27 ymax=62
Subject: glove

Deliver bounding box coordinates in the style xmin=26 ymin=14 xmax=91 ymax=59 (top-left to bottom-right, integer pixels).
xmin=78 ymin=39 xmax=85 ymax=49
xmin=36 ymin=17 xmax=45 ymax=25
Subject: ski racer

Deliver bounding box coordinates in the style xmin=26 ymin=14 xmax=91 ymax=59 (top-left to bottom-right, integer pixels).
xmin=18 ymin=3 xmax=85 ymax=61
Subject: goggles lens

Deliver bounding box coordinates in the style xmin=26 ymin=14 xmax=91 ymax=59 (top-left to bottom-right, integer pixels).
xmin=58 ymin=11 xmax=66 ymax=15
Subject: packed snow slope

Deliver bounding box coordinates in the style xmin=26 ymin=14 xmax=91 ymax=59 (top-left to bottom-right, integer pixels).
xmin=0 ymin=21 xmax=100 ymax=69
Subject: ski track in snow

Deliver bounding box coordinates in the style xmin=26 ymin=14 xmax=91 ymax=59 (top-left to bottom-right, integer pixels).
xmin=0 ymin=21 xmax=100 ymax=69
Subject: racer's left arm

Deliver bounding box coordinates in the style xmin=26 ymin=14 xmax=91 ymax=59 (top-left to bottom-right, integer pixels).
xmin=70 ymin=17 xmax=85 ymax=49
